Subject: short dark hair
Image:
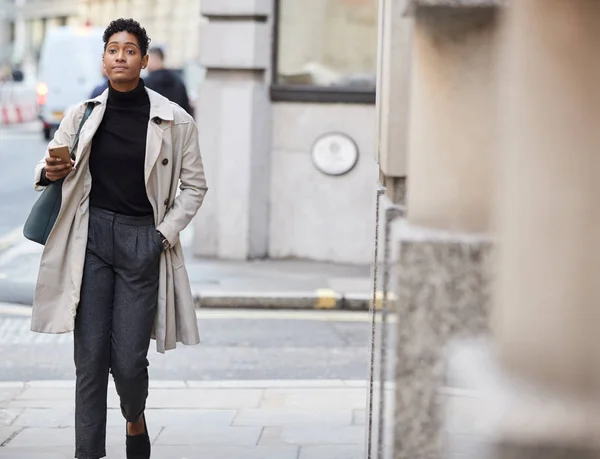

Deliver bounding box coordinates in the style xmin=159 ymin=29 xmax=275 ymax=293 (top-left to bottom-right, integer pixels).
xmin=148 ymin=47 xmax=164 ymax=61
xmin=103 ymin=18 xmax=151 ymax=56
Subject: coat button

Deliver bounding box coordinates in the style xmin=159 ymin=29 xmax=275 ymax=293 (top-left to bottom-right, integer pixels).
xmin=153 ymin=118 xmax=162 ymax=125
xmin=164 ymin=199 xmax=169 ymax=206
xmin=162 ymin=158 xmax=169 ymax=166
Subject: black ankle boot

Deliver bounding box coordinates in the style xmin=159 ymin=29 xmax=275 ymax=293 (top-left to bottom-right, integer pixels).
xmin=126 ymin=413 xmax=150 ymax=459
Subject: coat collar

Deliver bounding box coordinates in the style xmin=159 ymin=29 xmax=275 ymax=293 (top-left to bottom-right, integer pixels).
xmin=81 ymin=85 xmax=173 ymax=185
xmin=84 ymin=85 xmax=174 ymax=122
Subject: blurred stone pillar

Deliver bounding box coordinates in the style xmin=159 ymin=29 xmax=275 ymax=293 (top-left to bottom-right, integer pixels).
xmin=0 ymin=26 xmax=9 ymax=67
xmin=386 ymin=2 xmax=500 ymax=459
xmin=405 ymin=4 xmax=499 ymax=233
xmin=11 ymin=0 xmax=27 ymax=66
xmin=0 ymin=0 xmax=11 ymax=65
xmin=192 ymin=0 xmax=271 ymax=259
xmin=489 ymin=0 xmax=600 ymax=456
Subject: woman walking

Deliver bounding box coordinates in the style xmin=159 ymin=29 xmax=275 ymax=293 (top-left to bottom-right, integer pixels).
xmin=31 ymin=18 xmax=207 ymax=459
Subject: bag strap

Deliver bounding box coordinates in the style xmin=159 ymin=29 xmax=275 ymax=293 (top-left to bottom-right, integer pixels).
xmin=70 ymin=102 xmax=95 ymax=161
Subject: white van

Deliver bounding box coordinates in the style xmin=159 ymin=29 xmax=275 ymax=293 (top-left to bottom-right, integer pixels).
xmin=37 ymin=26 xmax=105 ymax=139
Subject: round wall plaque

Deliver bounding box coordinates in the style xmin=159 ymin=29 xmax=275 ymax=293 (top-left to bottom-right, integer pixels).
xmin=311 ymin=133 xmax=359 ymax=176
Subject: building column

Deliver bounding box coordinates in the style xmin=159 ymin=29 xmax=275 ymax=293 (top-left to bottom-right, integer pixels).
xmin=11 ymin=0 xmax=27 ymax=66
xmin=405 ymin=5 xmax=499 ymax=233
xmin=489 ymin=1 xmax=600 ymax=456
xmin=375 ymin=0 xmax=412 ymax=205
xmin=383 ymin=4 xmax=501 ymax=459
xmin=192 ymin=0 xmax=272 ymax=259
xmin=0 ymin=0 xmax=11 ymax=66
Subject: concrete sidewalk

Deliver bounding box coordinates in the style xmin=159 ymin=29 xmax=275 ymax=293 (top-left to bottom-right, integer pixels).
xmin=0 ymin=380 xmax=392 ymax=459
xmin=0 ymin=230 xmax=374 ymax=309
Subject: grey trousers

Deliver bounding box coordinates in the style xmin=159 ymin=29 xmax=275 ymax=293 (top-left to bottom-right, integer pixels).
xmin=74 ymin=207 xmax=161 ymax=459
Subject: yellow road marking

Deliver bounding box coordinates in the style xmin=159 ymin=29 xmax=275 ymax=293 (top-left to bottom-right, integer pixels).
xmin=315 ymin=289 xmax=338 ymax=309
xmin=373 ymin=291 xmax=398 ymax=310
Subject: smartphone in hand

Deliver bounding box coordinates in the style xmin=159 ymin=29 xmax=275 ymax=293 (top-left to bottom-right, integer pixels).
xmin=48 ymin=145 xmax=71 ymax=163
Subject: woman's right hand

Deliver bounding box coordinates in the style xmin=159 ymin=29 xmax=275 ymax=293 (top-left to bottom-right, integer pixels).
xmin=44 ymin=156 xmax=75 ymax=182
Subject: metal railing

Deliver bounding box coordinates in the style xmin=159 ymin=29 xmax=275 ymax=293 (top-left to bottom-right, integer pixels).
xmin=366 ymin=186 xmax=406 ymax=459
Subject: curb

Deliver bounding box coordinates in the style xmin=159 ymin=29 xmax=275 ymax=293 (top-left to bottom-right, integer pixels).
xmin=193 ymin=291 xmax=397 ymax=311
xmin=0 ymin=289 xmax=396 ymax=311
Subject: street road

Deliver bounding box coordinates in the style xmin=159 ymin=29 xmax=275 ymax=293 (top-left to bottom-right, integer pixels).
xmin=0 ymin=122 xmax=46 ymax=237
xmin=0 ymin=305 xmax=394 ymax=382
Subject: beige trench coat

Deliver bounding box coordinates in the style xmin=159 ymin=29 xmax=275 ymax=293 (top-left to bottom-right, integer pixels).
xmin=31 ymin=88 xmax=208 ymax=353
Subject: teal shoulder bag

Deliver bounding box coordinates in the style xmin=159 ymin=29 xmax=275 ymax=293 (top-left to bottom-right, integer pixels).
xmin=23 ymin=102 xmax=94 ymax=245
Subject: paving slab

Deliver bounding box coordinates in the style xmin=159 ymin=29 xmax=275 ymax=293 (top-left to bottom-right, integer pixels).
xmin=144 ymin=388 xmax=264 ymax=409
xmin=6 ymin=399 xmax=73 ymax=409
xmin=12 ymin=387 xmax=74 ymax=402
xmin=0 ymin=380 xmax=395 ymax=458
xmin=155 ymin=425 xmax=263 ymax=446
xmin=143 ymin=408 xmax=237 ymax=428
xmin=259 ymin=425 xmax=365 ymax=446
xmin=0 ymin=448 xmax=72 ymax=459
xmin=186 ymin=379 xmax=349 ymax=389
xmin=7 ymin=426 xmax=160 ymax=448
xmin=260 ymin=388 xmax=369 ymax=410
xmin=0 ymin=445 xmax=301 ymax=459
xmin=233 ymin=408 xmax=353 ymax=426
xmin=0 ymin=408 xmax=21 ymax=426
xmin=11 ymin=407 xmax=73 ymax=428
xmin=298 ymin=445 xmax=365 ymax=459
xmin=0 ymin=426 xmax=19 ymax=445
xmin=149 ymin=445 xmax=300 ymax=459
xmin=0 ymin=387 xmax=23 ymax=405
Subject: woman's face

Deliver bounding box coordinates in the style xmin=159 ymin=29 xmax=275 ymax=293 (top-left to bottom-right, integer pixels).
xmin=102 ymin=31 xmax=148 ymax=84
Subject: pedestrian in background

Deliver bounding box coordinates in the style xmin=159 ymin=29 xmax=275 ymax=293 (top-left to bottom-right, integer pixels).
xmin=30 ymin=18 xmax=208 ymax=459
xmin=90 ymin=64 xmax=109 ymax=98
xmin=144 ymin=47 xmax=193 ymax=116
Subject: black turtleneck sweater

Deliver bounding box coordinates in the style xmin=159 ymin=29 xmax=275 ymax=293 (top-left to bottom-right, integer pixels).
xmin=89 ymin=80 xmax=153 ymax=216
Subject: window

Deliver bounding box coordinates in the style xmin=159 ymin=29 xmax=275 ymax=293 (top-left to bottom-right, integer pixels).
xmin=272 ymin=0 xmax=378 ymax=104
